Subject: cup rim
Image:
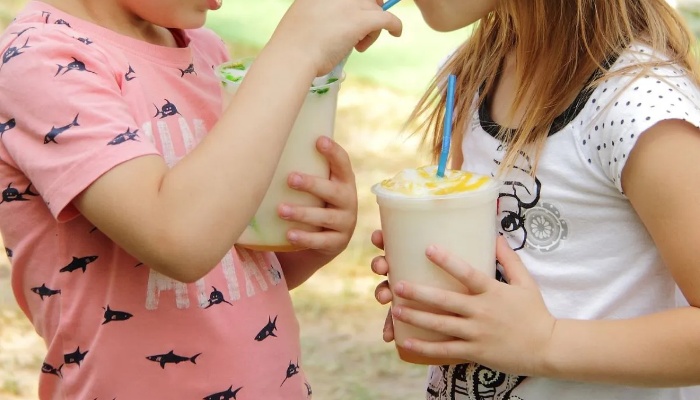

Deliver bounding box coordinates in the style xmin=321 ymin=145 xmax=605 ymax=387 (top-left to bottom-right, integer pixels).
xmin=371 ymin=177 xmax=502 ymax=201
xmin=215 ymin=58 xmax=346 ymax=91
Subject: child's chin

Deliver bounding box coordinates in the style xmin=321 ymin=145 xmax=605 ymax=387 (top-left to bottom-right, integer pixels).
xmin=174 ymin=14 xmax=208 ymax=30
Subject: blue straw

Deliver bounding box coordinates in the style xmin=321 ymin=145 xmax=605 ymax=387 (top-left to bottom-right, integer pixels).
xmin=382 ymin=0 xmax=402 ymax=10
xmin=437 ymin=74 xmax=457 ymax=178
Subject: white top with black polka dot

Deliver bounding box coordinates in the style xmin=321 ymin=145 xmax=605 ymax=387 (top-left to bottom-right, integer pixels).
xmin=581 ymin=45 xmax=700 ymax=194
xmin=426 ymin=44 xmax=700 ymax=400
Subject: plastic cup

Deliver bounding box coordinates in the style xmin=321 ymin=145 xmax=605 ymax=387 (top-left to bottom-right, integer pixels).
xmin=372 ymin=169 xmax=500 ymax=365
xmin=216 ymin=58 xmax=344 ymax=252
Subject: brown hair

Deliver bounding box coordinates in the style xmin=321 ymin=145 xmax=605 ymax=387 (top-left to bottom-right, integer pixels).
xmin=411 ymin=0 xmax=700 ymax=173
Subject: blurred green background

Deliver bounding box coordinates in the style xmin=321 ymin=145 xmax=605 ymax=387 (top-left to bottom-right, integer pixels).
xmin=206 ymin=0 xmax=471 ymax=94
xmin=0 ymin=1 xmax=698 ymax=399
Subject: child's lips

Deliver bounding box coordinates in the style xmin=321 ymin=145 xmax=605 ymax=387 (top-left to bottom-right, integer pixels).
xmin=207 ymin=0 xmax=222 ymax=10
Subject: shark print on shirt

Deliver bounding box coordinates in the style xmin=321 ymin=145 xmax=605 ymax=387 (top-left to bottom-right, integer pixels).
xmin=102 ymin=306 xmax=133 ymax=324
xmin=0 ymin=118 xmax=16 ymax=137
xmin=41 ymin=362 xmax=63 ymax=378
xmin=203 ymin=385 xmax=243 ymax=400
xmin=59 ymin=255 xmax=98 ymax=273
xmin=55 ymin=57 xmax=96 ymax=76
xmin=153 ymin=99 xmax=182 ymax=119
xmin=125 ymin=65 xmax=136 ymax=81
xmin=281 ymin=360 xmax=301 ymax=387
xmin=74 ymin=36 xmax=93 ymax=45
xmin=44 ymin=114 xmax=80 ymax=144
xmin=107 ymin=128 xmax=139 ymax=145
xmin=0 ymin=37 xmax=30 ymax=72
xmin=64 ymin=347 xmax=88 ymax=367
xmin=11 ymin=27 xmax=36 ymax=37
xmin=31 ymin=283 xmax=61 ymax=300
xmin=254 ymin=315 xmax=278 ymax=341
xmin=179 ymin=63 xmax=197 ymax=77
xmin=204 ymin=286 xmax=233 ymax=308
xmin=54 ymin=19 xmax=71 ymax=27
xmin=268 ymin=265 xmax=282 ymax=283
xmin=0 ymin=183 xmax=38 ymax=204
xmin=146 ymin=350 xmax=201 ymax=369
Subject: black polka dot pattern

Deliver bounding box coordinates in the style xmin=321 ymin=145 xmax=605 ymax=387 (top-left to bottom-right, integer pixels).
xmin=576 ymin=45 xmax=700 ymax=195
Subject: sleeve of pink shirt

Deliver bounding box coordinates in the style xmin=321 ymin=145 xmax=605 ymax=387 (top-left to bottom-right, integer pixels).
xmin=0 ymin=25 xmax=161 ymax=222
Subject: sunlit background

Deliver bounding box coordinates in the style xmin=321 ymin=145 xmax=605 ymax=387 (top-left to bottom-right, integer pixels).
xmin=0 ymin=1 xmax=698 ymax=399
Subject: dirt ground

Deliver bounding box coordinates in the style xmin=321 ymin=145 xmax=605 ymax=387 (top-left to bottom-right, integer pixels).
xmin=0 ymin=77 xmax=434 ymax=399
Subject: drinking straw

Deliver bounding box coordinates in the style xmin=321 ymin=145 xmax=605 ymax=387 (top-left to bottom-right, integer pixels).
xmin=382 ymin=0 xmax=402 ymax=10
xmin=437 ymin=74 xmax=457 ymax=178
xmin=328 ymin=0 xmax=403 ymax=79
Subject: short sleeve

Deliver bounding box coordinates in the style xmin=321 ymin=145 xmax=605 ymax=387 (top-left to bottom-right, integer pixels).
xmin=0 ymin=25 xmax=161 ymax=221
xmin=583 ymin=58 xmax=700 ymax=194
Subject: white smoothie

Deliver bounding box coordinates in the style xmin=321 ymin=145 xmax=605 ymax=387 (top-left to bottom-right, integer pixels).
xmin=373 ymin=165 xmax=501 ymax=364
xmin=216 ymin=59 xmax=343 ymax=252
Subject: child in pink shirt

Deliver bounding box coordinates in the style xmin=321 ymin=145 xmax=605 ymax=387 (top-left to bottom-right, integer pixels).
xmin=0 ymin=0 xmax=402 ymax=398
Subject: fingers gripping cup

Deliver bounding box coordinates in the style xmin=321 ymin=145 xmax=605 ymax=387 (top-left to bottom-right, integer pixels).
xmin=216 ymin=59 xmax=344 ymax=252
xmin=372 ymin=166 xmax=500 ymax=365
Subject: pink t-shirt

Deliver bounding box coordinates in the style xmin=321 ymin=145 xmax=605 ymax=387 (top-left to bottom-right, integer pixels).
xmin=0 ymin=2 xmax=311 ymax=399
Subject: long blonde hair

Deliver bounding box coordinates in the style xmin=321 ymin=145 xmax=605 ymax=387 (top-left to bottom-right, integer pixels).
xmin=412 ymin=0 xmax=700 ymax=173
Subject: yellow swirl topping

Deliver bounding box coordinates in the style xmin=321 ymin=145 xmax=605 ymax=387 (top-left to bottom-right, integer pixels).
xmin=379 ymin=166 xmax=492 ymax=196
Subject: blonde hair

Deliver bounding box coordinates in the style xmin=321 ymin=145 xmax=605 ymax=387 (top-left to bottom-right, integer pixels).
xmin=412 ymin=0 xmax=700 ymax=173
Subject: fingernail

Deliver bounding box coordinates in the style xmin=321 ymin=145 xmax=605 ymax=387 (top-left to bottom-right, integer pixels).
xmin=280 ymin=205 xmax=292 ymax=218
xmin=319 ymin=136 xmax=332 ymax=150
xmin=380 ymin=292 xmax=391 ymax=304
xmin=392 ymin=306 xmax=402 ymax=317
xmin=394 ymin=282 xmax=404 ymax=295
xmin=290 ymin=174 xmax=303 ymax=188
xmin=402 ymin=340 xmax=412 ymax=350
xmin=426 ymin=245 xmax=436 ymax=257
xmin=288 ymin=232 xmax=299 ymax=242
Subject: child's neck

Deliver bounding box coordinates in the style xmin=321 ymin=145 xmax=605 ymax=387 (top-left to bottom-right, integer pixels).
xmin=489 ymin=52 xmax=522 ymax=129
xmin=488 ymin=52 xmax=583 ymax=130
xmin=41 ymin=0 xmax=178 ymax=48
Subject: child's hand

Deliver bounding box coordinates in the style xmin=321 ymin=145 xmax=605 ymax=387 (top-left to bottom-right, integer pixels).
xmin=390 ymin=236 xmax=556 ymax=376
xmin=354 ymin=0 xmax=399 ymax=52
xmin=273 ymin=0 xmax=403 ymax=76
xmin=370 ymin=230 xmax=396 ymax=343
xmin=278 ymin=136 xmax=357 ymax=259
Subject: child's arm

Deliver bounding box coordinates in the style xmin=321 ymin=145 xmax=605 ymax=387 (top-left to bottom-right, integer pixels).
xmin=387 ymin=120 xmax=700 ymax=387
xmin=539 ymin=118 xmax=700 ymax=386
xmin=73 ymin=0 xmax=401 ymax=283
xmin=274 ymin=137 xmax=358 ymax=290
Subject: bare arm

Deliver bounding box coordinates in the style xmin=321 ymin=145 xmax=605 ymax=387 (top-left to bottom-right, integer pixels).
xmin=74 ymin=1 xmax=401 ymax=283
xmin=276 ymin=251 xmax=333 ymax=290
xmin=75 ymin=42 xmax=314 ymax=283
xmin=542 ymin=119 xmax=700 ymax=386
xmin=387 ymin=119 xmax=700 ymax=387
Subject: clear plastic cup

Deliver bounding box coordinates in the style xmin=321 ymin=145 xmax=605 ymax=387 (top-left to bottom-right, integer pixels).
xmin=216 ymin=59 xmax=344 ymax=252
xmin=372 ymin=169 xmax=500 ymax=364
